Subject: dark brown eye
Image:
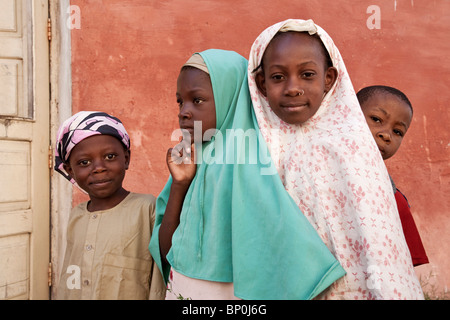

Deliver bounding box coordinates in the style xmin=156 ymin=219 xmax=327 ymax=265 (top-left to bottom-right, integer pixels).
xmin=105 ymin=153 xmax=117 ymax=160
xmin=370 ymin=116 xmax=381 ymax=123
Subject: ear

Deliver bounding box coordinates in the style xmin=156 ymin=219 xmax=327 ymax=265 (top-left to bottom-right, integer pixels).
xmin=324 ymin=66 xmax=338 ymax=93
xmin=63 ymin=163 xmax=74 ymax=179
xmin=124 ymin=150 xmax=130 ymax=170
xmin=255 ymin=71 xmax=268 ymax=97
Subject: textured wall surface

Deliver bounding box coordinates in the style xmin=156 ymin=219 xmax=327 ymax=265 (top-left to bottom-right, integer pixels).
xmin=69 ymin=0 xmax=449 ymax=297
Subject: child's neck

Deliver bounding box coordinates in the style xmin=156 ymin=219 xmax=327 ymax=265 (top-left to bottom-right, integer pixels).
xmin=87 ymin=188 xmax=130 ymax=212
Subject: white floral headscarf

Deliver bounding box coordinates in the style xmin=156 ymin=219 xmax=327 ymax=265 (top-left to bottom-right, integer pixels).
xmin=248 ymin=19 xmax=424 ymax=299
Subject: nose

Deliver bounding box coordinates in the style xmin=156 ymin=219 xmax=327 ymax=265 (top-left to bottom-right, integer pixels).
xmin=178 ymin=104 xmax=192 ymax=120
xmin=377 ymin=131 xmax=391 ymax=143
xmin=92 ymin=158 xmax=106 ymax=173
xmin=285 ymin=77 xmax=303 ymax=97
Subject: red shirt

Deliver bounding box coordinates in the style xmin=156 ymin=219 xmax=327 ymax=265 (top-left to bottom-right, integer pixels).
xmin=395 ymin=189 xmax=429 ymax=266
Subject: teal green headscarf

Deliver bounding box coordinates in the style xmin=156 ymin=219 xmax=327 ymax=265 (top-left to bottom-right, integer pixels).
xmin=149 ymin=49 xmax=345 ymax=299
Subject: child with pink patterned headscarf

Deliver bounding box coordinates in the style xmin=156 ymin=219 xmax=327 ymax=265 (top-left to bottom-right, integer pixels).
xmin=248 ymin=19 xmax=424 ymax=299
xmin=54 ymin=111 xmax=165 ymax=300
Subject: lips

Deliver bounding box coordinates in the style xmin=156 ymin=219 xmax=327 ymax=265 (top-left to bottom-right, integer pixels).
xmin=90 ymin=179 xmax=112 ymax=187
xmin=180 ymin=123 xmax=193 ymax=129
xmin=280 ymin=102 xmax=308 ymax=110
xmin=180 ymin=122 xmax=194 ymax=131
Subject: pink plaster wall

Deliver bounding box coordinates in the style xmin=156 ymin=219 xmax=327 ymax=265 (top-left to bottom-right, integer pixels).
xmin=69 ymin=0 xmax=449 ymax=297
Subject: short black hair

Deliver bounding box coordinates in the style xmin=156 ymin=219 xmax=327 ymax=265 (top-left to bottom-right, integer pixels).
xmin=357 ymin=85 xmax=413 ymax=114
xmin=253 ymin=31 xmax=333 ymax=73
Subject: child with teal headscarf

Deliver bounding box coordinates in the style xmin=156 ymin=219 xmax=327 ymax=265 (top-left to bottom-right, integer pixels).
xmin=149 ymin=49 xmax=345 ymax=300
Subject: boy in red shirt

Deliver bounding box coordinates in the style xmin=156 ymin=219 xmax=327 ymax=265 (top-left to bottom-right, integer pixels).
xmin=357 ymin=85 xmax=429 ymax=266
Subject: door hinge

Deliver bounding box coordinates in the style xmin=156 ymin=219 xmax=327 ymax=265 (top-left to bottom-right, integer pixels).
xmin=48 ymin=262 xmax=52 ymax=287
xmin=47 ymin=18 xmax=52 ymax=41
xmin=48 ymin=145 xmax=53 ymax=169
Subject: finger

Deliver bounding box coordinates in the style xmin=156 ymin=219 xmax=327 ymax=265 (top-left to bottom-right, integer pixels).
xmin=185 ymin=143 xmax=191 ymax=154
xmin=179 ymin=139 xmax=191 ymax=155
xmin=169 ymin=146 xmax=183 ymax=165
xmin=190 ymin=143 xmax=196 ymax=163
xmin=179 ymin=141 xmax=194 ymax=165
xmin=172 ymin=142 xmax=183 ymax=154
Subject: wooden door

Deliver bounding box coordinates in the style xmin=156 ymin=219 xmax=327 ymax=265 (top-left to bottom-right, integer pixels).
xmin=0 ymin=0 xmax=50 ymax=299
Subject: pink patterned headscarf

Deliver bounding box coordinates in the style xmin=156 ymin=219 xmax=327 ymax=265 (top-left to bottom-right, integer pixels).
xmin=248 ymin=19 xmax=423 ymax=299
xmin=54 ymin=111 xmax=130 ymax=184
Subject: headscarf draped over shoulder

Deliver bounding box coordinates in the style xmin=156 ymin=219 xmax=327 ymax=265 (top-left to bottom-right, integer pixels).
xmin=149 ymin=49 xmax=346 ymax=300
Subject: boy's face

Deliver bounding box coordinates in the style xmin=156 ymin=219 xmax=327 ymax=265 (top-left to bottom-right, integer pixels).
xmin=176 ymin=67 xmax=216 ymax=142
xmin=255 ymin=32 xmax=337 ymax=125
xmin=361 ymin=93 xmax=413 ymax=160
xmin=63 ymin=135 xmax=130 ymax=201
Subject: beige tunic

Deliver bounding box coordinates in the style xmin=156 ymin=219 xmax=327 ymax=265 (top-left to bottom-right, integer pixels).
xmin=56 ymin=192 xmax=166 ymax=300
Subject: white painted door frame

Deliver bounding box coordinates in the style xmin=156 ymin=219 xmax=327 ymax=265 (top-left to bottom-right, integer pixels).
xmin=48 ymin=0 xmax=72 ymax=299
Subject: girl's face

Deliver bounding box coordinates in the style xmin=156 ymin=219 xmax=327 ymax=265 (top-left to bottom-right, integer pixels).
xmin=176 ymin=67 xmax=216 ymax=142
xmin=361 ymin=93 xmax=412 ymax=160
xmin=256 ymin=32 xmax=337 ymax=125
xmin=63 ymin=135 xmax=130 ymax=209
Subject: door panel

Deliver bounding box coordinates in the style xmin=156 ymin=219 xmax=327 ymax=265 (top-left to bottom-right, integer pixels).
xmin=0 ymin=234 xmax=29 ymax=299
xmin=0 ymin=0 xmax=49 ymax=300
xmin=0 ymin=140 xmax=30 ymax=211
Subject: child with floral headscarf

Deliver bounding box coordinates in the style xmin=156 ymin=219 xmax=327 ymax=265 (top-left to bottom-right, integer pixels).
xmin=248 ymin=19 xmax=424 ymax=299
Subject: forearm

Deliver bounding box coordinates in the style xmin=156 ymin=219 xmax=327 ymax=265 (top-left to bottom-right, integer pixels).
xmin=159 ymin=181 xmax=191 ymax=263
